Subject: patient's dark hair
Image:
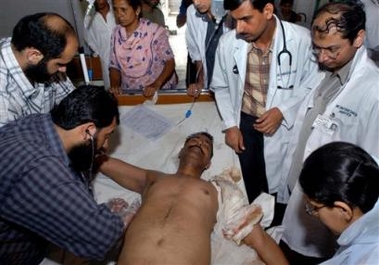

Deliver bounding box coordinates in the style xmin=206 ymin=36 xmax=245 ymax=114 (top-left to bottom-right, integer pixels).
xmin=51 ymin=85 xmax=120 ymax=130
xmin=224 ymin=0 xmax=275 ymax=13
xmin=299 ymin=142 xmax=379 ymax=214
xmin=11 ymin=12 xmax=76 ymax=60
xmin=185 ymin=132 xmax=214 ymax=157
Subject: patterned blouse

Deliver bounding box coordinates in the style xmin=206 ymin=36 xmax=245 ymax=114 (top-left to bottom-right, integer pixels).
xmin=110 ymin=18 xmax=177 ymax=92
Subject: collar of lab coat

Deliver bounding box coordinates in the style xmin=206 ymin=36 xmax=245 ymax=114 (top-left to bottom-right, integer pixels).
xmin=232 ymin=15 xmax=294 ymax=86
xmin=306 ymin=45 xmax=368 ymax=110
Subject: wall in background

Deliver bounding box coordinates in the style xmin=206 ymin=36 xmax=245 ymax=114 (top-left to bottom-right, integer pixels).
xmin=0 ymin=0 xmax=86 ymax=47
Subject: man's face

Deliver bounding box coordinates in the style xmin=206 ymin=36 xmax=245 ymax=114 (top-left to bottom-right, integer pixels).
xmin=144 ymin=0 xmax=160 ymax=8
xmin=193 ymin=0 xmax=212 ymax=14
xmin=95 ymin=0 xmax=109 ymax=11
xmin=69 ymin=137 xmax=98 ymax=173
xmin=312 ymin=13 xmax=362 ymax=71
xmin=69 ymin=118 xmax=117 ymax=173
xmin=181 ymin=133 xmax=213 ymax=170
xmin=25 ymin=35 xmax=78 ymax=83
xmin=280 ymin=3 xmax=293 ymax=14
xmin=24 ymin=57 xmax=51 ymax=83
xmin=230 ymin=1 xmax=273 ymax=43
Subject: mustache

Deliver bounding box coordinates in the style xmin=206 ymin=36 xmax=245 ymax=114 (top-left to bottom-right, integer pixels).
xmin=189 ymin=144 xmax=204 ymax=154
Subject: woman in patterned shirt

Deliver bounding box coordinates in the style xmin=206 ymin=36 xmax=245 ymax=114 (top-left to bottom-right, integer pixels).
xmin=109 ymin=0 xmax=177 ymax=96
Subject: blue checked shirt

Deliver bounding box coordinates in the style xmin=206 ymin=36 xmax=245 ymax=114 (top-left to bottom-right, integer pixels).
xmin=0 ymin=114 xmax=124 ymax=264
xmin=0 ymin=38 xmax=75 ymax=127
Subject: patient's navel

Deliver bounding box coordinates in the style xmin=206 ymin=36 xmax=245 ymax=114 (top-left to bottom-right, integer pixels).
xmin=157 ymin=238 xmax=165 ymax=246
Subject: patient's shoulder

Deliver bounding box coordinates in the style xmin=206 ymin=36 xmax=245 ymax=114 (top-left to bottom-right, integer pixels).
xmin=145 ymin=170 xmax=169 ymax=184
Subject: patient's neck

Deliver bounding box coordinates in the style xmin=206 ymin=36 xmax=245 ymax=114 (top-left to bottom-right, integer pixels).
xmin=176 ymin=166 xmax=203 ymax=179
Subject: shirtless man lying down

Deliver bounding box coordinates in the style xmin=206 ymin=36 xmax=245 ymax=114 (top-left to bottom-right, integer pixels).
xmin=121 ymin=132 xmax=217 ymax=264
xmin=101 ymin=132 xmax=218 ymax=264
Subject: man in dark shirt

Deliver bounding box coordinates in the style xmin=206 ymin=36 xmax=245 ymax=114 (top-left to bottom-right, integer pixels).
xmin=0 ymin=86 xmax=142 ymax=264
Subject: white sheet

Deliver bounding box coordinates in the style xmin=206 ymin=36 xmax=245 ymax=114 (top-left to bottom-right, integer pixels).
xmin=94 ymin=101 xmax=246 ymax=204
xmin=42 ymin=101 xmax=269 ymax=265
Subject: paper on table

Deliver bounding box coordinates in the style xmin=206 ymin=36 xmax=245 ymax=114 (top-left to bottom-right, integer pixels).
xmin=121 ymin=104 xmax=173 ymax=141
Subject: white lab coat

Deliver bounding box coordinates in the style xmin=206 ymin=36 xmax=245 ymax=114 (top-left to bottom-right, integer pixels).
xmin=281 ymin=46 xmax=379 ymax=258
xmin=185 ymin=4 xmax=232 ymax=87
xmin=321 ymin=199 xmax=379 ymax=265
xmin=84 ymin=1 xmax=116 ymax=89
xmin=210 ymin=16 xmax=322 ymax=193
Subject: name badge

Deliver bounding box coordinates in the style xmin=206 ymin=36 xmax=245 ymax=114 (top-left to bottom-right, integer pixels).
xmin=312 ymin=114 xmax=337 ymax=135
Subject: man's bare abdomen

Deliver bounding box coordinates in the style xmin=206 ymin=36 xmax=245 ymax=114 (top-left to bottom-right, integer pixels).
xmin=118 ymin=177 xmax=218 ymax=265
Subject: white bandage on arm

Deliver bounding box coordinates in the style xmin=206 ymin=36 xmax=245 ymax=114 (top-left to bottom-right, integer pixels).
xmin=210 ymin=168 xmax=274 ymax=245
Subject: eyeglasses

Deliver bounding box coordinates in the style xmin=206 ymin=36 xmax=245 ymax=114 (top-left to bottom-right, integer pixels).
xmin=311 ymin=45 xmax=343 ymax=59
xmin=304 ymin=201 xmax=326 ymax=216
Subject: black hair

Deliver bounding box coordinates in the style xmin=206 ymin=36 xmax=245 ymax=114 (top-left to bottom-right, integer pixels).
xmin=312 ymin=1 xmax=366 ymax=44
xmin=224 ymin=0 xmax=275 ymax=13
xmin=117 ymin=0 xmax=142 ymax=12
xmin=185 ymin=131 xmax=214 ymax=157
xmin=299 ymin=142 xmax=379 ymax=214
xmin=51 ymin=85 xmax=120 ymax=130
xmin=11 ymin=12 xmax=76 ymax=60
xmin=280 ymin=0 xmax=294 ymax=5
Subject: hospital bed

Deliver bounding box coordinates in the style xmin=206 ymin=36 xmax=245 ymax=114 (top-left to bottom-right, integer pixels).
xmin=42 ymin=91 xmax=271 ymax=265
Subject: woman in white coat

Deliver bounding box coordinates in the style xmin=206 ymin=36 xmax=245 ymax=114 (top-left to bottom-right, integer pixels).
xmin=210 ymin=0 xmax=321 ymax=203
xmin=278 ymin=1 xmax=379 ymax=262
xmin=234 ymin=142 xmax=379 ymax=265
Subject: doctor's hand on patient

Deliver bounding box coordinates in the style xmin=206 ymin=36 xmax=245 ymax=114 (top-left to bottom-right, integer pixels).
xmin=106 ymin=198 xmax=141 ymax=229
xmin=225 ymin=127 xmax=245 ymax=153
xmin=254 ymin=107 xmax=283 ymax=136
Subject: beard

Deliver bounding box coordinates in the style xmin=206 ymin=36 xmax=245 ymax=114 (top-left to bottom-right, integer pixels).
xmin=24 ymin=58 xmax=53 ymax=83
xmin=68 ymin=138 xmax=97 ymax=175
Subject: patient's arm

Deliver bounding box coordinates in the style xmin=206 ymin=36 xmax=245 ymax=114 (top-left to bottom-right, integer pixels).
xmin=97 ymin=155 xmax=148 ymax=194
xmin=243 ymin=224 xmax=289 ymax=265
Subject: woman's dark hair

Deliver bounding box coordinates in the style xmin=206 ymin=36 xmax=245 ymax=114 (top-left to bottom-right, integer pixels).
xmin=11 ymin=12 xmax=76 ymax=60
xmin=312 ymin=1 xmax=366 ymax=44
xmin=51 ymin=85 xmax=120 ymax=130
xmin=299 ymin=142 xmax=379 ymax=213
xmin=224 ymin=0 xmax=275 ymax=13
xmin=122 ymin=0 xmax=142 ymax=12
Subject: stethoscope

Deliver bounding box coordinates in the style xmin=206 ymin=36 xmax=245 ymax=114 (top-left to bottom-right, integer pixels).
xmin=232 ymin=19 xmax=294 ymax=90
xmin=277 ymin=19 xmax=294 ymax=90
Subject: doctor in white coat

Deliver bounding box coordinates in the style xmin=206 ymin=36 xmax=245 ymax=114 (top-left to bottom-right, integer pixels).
xmin=185 ymin=0 xmax=233 ymax=95
xmin=279 ymin=1 xmax=379 ymax=262
xmin=211 ymin=0 xmax=321 ymax=204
